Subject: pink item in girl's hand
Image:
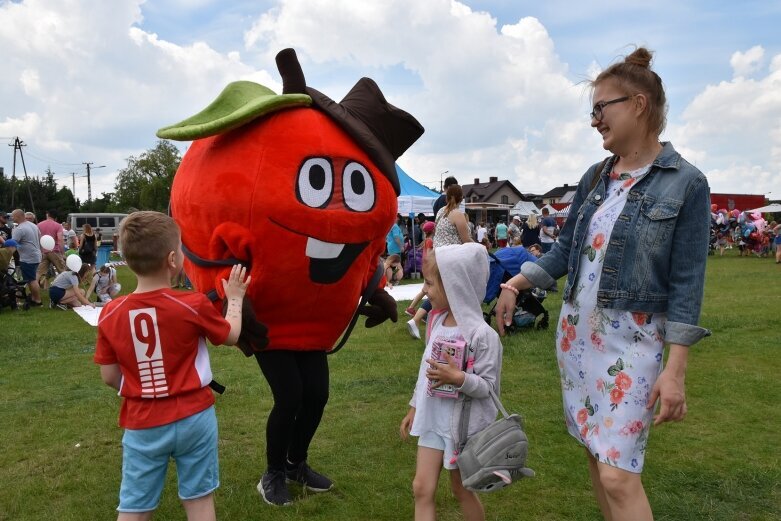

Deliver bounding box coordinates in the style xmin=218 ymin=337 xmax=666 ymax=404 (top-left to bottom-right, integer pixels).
xmin=427 ymin=338 xmax=467 ymax=399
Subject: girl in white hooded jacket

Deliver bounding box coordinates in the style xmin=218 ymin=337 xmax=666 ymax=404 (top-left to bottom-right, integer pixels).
xmin=400 ymin=243 xmax=503 ymax=521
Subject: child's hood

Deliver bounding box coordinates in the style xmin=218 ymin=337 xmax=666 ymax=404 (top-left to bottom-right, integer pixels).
xmin=436 ymin=243 xmax=489 ymax=344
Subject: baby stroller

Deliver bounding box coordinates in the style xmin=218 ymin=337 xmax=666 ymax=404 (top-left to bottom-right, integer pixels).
xmin=483 ymin=247 xmax=548 ymax=332
xmin=0 ymin=248 xmax=29 ymax=312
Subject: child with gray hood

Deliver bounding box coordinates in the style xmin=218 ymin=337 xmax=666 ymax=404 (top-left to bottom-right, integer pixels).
xmin=400 ymin=243 xmax=502 ymax=521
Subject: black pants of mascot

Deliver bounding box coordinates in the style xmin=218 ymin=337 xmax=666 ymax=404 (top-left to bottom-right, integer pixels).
xmin=255 ymin=350 xmax=329 ymax=470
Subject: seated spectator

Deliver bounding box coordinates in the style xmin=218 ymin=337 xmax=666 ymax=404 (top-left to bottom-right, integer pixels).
xmin=86 ymin=264 xmax=122 ymax=303
xmin=383 ymin=254 xmax=404 ymax=289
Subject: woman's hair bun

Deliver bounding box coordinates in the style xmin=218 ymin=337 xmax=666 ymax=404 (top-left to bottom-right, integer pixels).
xmin=625 ymin=47 xmax=653 ymax=68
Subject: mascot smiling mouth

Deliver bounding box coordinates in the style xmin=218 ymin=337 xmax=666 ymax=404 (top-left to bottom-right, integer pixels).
xmin=271 ymin=219 xmax=368 ymax=284
xmin=306 ymin=237 xmax=368 ymax=284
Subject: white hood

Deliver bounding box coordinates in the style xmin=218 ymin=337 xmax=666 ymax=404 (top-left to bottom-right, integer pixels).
xmin=435 ymin=243 xmax=489 ymax=346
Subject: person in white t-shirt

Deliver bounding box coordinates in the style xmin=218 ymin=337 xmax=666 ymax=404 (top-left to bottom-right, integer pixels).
xmin=86 ymin=264 xmax=122 ymax=303
xmin=540 ymin=208 xmax=557 ymax=253
xmin=476 ymin=223 xmax=487 ymax=244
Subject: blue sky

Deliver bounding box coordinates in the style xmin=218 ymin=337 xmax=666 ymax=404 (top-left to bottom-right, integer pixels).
xmin=1 ymin=0 xmax=779 ymax=202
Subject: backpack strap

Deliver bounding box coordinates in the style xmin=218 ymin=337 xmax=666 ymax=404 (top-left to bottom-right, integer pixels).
xmin=457 ymin=389 xmax=512 ymax=453
xmin=166 ymin=204 xmax=242 ymax=394
xmin=327 ymin=259 xmax=384 ymax=355
xmin=589 ymin=156 xmax=614 ymax=193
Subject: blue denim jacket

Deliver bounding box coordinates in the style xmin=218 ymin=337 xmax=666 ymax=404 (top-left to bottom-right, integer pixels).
xmin=521 ymin=142 xmax=711 ymax=346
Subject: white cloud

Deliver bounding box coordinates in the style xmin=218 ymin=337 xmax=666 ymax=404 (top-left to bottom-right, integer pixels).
xmin=1 ymin=0 xmax=777 ymax=204
xmin=243 ymin=0 xmax=600 ymax=194
xmin=0 ymin=112 xmax=42 ymax=139
xmin=19 ymin=69 xmax=41 ymax=95
xmin=0 ymin=0 xmax=271 ymax=199
xmin=670 ymin=48 xmax=781 ymax=194
xmin=730 ymin=45 xmax=765 ymax=78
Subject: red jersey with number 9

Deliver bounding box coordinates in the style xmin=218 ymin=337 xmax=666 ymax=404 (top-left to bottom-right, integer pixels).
xmin=95 ymin=288 xmax=231 ymax=429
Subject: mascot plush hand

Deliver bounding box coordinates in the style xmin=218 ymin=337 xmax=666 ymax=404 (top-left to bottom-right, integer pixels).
xmin=157 ymin=48 xmax=424 ymax=356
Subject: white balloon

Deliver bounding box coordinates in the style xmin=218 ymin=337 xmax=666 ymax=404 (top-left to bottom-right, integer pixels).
xmin=66 ymin=254 xmax=83 ymax=272
xmin=40 ymin=235 xmax=55 ymax=250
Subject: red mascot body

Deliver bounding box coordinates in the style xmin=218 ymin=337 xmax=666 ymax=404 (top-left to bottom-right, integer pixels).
xmin=158 ymin=48 xmax=423 ymax=506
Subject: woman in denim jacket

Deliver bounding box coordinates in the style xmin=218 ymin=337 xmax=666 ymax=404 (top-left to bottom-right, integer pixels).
xmin=497 ymin=48 xmax=710 ymax=521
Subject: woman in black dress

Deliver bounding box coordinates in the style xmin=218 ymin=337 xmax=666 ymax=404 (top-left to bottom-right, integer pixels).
xmin=79 ymin=223 xmax=98 ymax=266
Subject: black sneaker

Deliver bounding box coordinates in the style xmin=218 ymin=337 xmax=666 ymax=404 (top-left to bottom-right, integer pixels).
xmin=257 ymin=470 xmax=292 ymax=506
xmin=285 ymin=460 xmax=333 ymax=492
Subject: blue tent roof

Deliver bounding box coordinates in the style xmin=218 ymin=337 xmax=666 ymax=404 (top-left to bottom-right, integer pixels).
xmin=396 ymin=164 xmax=440 ymax=216
xmin=396 ymin=164 xmax=439 ymax=198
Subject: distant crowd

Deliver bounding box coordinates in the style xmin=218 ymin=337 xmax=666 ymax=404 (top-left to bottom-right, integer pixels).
xmin=710 ymin=206 xmax=781 ymax=262
xmin=0 ymin=208 xmax=118 ymax=310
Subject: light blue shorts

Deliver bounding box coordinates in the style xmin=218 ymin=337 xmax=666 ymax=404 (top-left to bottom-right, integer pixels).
xmin=418 ymin=431 xmax=458 ymax=470
xmin=118 ymin=406 xmax=219 ymax=513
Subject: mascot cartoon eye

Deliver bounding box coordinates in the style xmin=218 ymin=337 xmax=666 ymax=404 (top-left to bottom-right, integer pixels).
xmin=297 ymin=157 xmax=334 ymax=208
xmin=342 ymin=161 xmax=375 ymax=212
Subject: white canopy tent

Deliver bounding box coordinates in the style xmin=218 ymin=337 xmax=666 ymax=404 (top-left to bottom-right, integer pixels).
xmin=746 ymin=203 xmax=781 ymax=214
xmin=509 ymin=201 xmax=540 ymax=217
xmin=396 ymin=164 xmax=440 ymax=216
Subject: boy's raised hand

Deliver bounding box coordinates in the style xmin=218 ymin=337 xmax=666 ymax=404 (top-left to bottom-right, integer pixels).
xmin=222 ymin=264 xmax=251 ymax=300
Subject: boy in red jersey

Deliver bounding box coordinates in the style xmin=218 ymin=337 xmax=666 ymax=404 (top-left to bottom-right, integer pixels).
xmin=95 ymin=211 xmax=250 ymax=521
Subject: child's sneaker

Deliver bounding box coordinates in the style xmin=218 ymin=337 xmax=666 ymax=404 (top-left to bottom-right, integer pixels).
xmin=285 ymin=460 xmax=333 ymax=492
xmin=406 ymin=319 xmax=421 ymax=340
xmin=57 ymin=304 xmax=69 ymax=311
xmin=405 ymin=306 xmax=416 ymax=317
xmin=257 ymin=470 xmax=292 ymax=506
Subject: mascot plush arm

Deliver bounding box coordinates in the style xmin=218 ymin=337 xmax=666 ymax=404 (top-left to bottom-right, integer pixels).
xmin=361 ymin=291 xmax=399 ymax=328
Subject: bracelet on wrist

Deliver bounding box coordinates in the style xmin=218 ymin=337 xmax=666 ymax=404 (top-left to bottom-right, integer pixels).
xmin=500 ymin=283 xmax=519 ymax=296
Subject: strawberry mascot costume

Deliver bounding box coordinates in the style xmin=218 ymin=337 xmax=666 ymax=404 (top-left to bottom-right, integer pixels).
xmin=157 ymin=48 xmax=424 ymax=505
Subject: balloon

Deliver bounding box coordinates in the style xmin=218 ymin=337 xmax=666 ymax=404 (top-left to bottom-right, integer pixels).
xmin=66 ymin=254 xmax=83 ymax=272
xmin=40 ymin=235 xmax=55 ymax=251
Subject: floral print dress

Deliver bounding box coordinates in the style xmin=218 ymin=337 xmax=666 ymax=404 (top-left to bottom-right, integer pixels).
xmin=557 ymin=164 xmax=666 ymax=473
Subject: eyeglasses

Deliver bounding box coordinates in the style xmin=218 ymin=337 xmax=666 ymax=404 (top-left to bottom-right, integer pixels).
xmin=590 ymin=96 xmax=631 ymax=121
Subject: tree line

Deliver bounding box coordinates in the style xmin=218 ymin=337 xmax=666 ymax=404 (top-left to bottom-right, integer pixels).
xmin=0 ymin=140 xmax=181 ymax=219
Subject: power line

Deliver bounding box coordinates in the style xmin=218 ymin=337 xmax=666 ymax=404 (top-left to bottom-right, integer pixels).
xmin=22 ymin=148 xmax=84 ymax=167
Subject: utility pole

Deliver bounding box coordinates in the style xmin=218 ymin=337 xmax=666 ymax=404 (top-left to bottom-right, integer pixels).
xmin=8 ymin=137 xmax=35 ymax=214
xmin=82 ymin=162 xmax=106 ymax=202
xmin=70 ymin=171 xmax=88 ymax=199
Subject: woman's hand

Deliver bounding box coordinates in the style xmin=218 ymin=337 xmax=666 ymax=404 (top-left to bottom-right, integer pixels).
xmin=495 ymin=275 xmax=533 ymax=335
xmin=647 ymin=344 xmax=688 ymax=425
xmin=399 ymin=408 xmax=415 ymax=440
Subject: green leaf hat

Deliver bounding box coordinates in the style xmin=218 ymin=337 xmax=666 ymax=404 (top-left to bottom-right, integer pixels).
xmin=156 ymin=81 xmax=311 ymax=141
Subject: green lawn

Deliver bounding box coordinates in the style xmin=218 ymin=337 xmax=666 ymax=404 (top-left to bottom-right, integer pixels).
xmin=1 ymin=252 xmax=779 ymax=520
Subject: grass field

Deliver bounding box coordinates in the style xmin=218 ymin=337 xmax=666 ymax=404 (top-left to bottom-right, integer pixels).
xmin=1 ymin=251 xmax=779 ymax=520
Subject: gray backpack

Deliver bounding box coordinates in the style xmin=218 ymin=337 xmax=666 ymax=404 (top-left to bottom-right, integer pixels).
xmin=457 ymin=390 xmax=535 ymax=493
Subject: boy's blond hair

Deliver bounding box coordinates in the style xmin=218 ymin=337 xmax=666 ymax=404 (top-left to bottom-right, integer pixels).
xmin=119 ymin=211 xmax=180 ymax=276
